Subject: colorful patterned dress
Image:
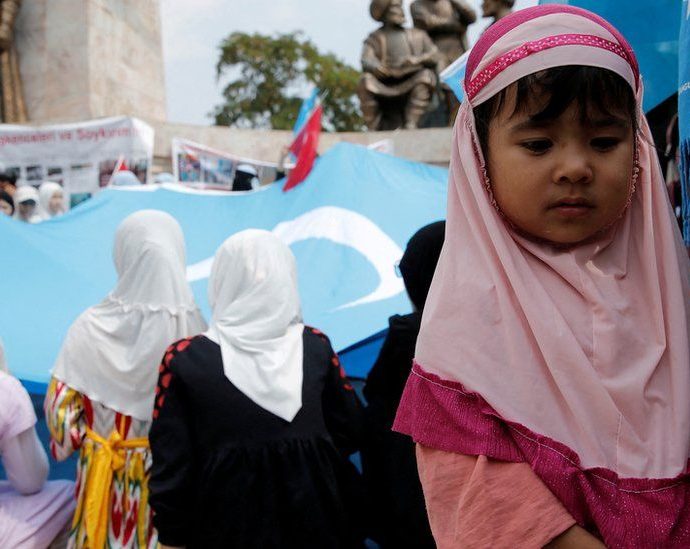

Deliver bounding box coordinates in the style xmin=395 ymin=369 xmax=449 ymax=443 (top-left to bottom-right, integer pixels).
xmin=44 ymin=378 xmax=157 ymax=548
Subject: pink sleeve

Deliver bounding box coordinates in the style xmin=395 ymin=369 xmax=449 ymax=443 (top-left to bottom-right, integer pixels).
xmin=0 ymin=373 xmax=36 ymax=445
xmin=416 ymin=445 xmax=576 ymax=548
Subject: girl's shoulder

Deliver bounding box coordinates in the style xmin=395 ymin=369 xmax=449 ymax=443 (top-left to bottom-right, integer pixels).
xmin=304 ymin=326 xmax=336 ymax=353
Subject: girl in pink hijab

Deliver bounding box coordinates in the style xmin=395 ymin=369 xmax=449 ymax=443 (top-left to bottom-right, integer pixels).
xmin=394 ymin=5 xmax=690 ymax=548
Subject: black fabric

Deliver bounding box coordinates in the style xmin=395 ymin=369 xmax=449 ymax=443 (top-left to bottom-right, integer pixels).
xmin=398 ymin=220 xmax=445 ymax=310
xmin=361 ymin=221 xmax=445 ymax=548
xmin=149 ymin=328 xmax=366 ymax=548
xmin=0 ymin=190 xmax=13 ymax=215
xmin=232 ymin=171 xmax=254 ymax=191
xmin=361 ymin=313 xmax=434 ymax=548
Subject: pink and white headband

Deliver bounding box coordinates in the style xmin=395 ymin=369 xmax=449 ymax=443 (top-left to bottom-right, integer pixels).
xmin=464 ymin=5 xmax=640 ymax=106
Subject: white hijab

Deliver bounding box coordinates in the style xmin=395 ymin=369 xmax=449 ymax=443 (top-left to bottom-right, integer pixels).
xmin=38 ymin=181 xmax=65 ymax=219
xmin=204 ymin=230 xmax=305 ymax=422
xmin=13 ymin=186 xmax=41 ymax=223
xmin=52 ymin=210 xmax=207 ymax=421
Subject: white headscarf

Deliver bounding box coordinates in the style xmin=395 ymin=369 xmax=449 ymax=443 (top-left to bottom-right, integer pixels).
xmin=52 ymin=210 xmax=207 ymax=421
xmin=204 ymin=230 xmax=305 ymax=421
xmin=38 ymin=181 xmax=65 ymax=220
xmin=13 ymin=186 xmax=41 ymax=223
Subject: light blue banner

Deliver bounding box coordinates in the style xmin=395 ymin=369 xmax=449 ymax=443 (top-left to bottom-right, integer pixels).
xmin=0 ymin=143 xmax=448 ymax=389
xmin=541 ymin=0 xmax=680 ymax=112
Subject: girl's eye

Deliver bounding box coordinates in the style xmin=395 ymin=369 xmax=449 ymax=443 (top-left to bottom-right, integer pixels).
xmin=591 ymin=137 xmax=621 ymax=151
xmin=521 ymin=139 xmax=552 ymax=154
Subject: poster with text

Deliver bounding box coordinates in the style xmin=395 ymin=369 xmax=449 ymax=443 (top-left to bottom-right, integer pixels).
xmin=0 ymin=116 xmax=154 ymax=209
xmin=172 ymin=138 xmax=280 ymax=188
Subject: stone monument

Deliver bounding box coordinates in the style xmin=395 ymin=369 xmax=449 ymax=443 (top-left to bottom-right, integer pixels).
xmin=358 ymin=0 xmax=439 ymax=131
xmin=481 ymin=0 xmax=515 ymax=25
xmin=0 ymin=0 xmax=26 ymax=122
xmin=14 ymin=0 xmax=166 ymax=123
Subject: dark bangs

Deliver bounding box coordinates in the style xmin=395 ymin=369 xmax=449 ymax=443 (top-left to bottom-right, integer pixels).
xmin=474 ymin=65 xmax=637 ymax=153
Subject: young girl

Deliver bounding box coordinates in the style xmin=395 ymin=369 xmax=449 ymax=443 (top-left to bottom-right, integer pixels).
xmin=38 ymin=181 xmax=66 ymax=220
xmin=394 ymin=5 xmax=690 ymax=548
xmin=149 ymin=230 xmax=364 ymax=548
xmin=45 ymin=210 xmax=206 ymax=548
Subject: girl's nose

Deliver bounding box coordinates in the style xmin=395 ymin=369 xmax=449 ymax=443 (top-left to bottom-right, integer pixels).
xmin=552 ymin=147 xmax=594 ymax=186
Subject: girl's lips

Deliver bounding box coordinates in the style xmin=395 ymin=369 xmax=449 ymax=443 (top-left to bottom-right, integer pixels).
xmin=551 ymin=204 xmax=594 ymax=218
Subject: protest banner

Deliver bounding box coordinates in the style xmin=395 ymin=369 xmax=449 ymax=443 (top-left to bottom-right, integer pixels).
xmin=0 ymin=116 xmax=153 ymax=208
xmin=172 ymin=138 xmax=281 ymax=187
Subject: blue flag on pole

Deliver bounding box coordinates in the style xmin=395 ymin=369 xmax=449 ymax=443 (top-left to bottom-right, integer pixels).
xmin=680 ymin=0 xmax=690 ymax=244
xmin=293 ymin=88 xmax=320 ymax=135
xmin=540 ymin=0 xmax=680 ymax=112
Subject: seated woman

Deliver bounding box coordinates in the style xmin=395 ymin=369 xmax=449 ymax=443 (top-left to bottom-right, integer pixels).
xmin=0 ymin=340 xmax=75 ymax=548
xmin=44 ymin=210 xmax=207 ymax=548
xmin=149 ymin=229 xmax=365 ymax=549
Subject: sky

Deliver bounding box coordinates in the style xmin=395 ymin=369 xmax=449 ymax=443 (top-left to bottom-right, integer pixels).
xmin=160 ymin=0 xmax=538 ymax=126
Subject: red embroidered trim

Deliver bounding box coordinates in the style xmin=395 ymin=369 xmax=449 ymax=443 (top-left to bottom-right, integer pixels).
xmin=466 ymin=33 xmax=631 ymax=101
xmin=152 ymin=337 xmax=195 ymax=420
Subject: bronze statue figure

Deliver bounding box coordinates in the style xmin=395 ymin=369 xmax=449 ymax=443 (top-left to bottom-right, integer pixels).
xmin=481 ymin=0 xmax=515 ymax=25
xmin=358 ymin=0 xmax=439 ymax=131
xmin=0 ymin=0 xmax=26 ymax=123
xmin=410 ymin=0 xmax=476 ymax=72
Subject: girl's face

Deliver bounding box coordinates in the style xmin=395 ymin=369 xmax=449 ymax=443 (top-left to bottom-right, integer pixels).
xmin=0 ymin=199 xmax=12 ymax=216
xmin=485 ymin=86 xmax=634 ymax=246
xmin=49 ymin=190 xmax=64 ymax=213
xmin=18 ymin=200 xmax=36 ymax=219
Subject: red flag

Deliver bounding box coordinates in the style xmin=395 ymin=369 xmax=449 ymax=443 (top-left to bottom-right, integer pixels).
xmin=283 ymin=105 xmax=322 ymax=192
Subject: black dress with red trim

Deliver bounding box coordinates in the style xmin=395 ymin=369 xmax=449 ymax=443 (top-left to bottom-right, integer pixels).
xmin=149 ymin=327 xmax=366 ymax=548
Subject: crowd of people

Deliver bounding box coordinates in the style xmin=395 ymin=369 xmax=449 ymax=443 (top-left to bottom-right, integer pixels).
xmin=0 ymin=171 xmax=66 ymax=223
xmin=2 ymin=5 xmax=690 ymax=549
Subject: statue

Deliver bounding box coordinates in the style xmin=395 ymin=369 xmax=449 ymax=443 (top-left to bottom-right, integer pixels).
xmin=358 ymin=0 xmax=439 ymax=131
xmin=410 ymin=0 xmax=476 ymax=72
xmin=411 ymin=0 xmax=476 ymax=127
xmin=0 ymin=0 xmax=26 ymax=123
xmin=481 ymin=0 xmax=515 ymax=25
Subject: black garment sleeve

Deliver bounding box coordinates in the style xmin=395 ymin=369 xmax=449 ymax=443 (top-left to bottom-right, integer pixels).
xmin=363 ymin=314 xmax=420 ymax=423
xmin=317 ymin=332 xmax=365 ymax=456
xmin=148 ymin=340 xmax=195 ymax=547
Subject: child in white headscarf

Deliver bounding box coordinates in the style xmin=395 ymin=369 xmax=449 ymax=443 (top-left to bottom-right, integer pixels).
xmin=38 ymin=181 xmax=66 ymax=219
xmin=149 ymin=230 xmax=365 ymax=548
xmin=44 ymin=210 xmax=207 ymax=548
xmin=13 ymin=185 xmax=41 ymax=223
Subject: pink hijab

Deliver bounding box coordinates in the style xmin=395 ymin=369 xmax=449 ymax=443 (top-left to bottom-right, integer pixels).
xmin=412 ymin=4 xmax=690 ymax=482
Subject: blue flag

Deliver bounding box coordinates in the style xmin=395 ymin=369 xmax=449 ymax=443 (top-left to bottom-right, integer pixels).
xmin=0 ymin=143 xmax=448 ymax=390
xmin=293 ymin=88 xmax=319 ymax=135
xmin=540 ymin=0 xmax=680 ymax=112
xmin=680 ymin=0 xmax=690 ymax=244
xmin=440 ymin=51 xmax=470 ymax=103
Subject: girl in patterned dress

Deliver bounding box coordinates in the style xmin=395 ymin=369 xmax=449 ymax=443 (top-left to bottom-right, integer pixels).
xmin=45 ymin=210 xmax=206 ymax=548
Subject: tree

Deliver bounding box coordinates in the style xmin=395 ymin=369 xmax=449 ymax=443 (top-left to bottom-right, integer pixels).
xmin=212 ymin=32 xmax=364 ymax=132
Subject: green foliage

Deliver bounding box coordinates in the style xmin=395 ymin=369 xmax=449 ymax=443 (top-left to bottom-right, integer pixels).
xmin=212 ymin=32 xmax=364 ymax=132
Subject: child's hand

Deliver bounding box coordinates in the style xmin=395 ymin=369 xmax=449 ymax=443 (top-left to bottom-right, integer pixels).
xmin=545 ymin=525 xmax=606 ymax=549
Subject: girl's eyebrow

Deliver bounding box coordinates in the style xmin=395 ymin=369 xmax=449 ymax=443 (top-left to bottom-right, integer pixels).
xmin=508 ymin=114 xmax=630 ymax=133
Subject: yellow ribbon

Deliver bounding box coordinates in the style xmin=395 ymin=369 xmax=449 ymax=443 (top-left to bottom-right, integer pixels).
xmin=83 ymin=427 xmax=149 ymax=548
